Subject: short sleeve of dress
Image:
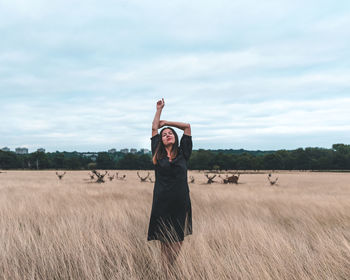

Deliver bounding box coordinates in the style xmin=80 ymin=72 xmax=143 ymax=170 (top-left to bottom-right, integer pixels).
xmin=180 ymin=134 xmax=192 ymax=161
xmin=150 ymin=134 xmax=160 ymax=156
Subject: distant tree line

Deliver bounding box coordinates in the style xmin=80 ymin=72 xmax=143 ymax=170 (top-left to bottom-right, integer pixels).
xmin=0 ymin=144 xmax=350 ymax=170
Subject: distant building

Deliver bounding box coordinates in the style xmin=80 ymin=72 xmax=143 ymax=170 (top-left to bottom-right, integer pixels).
xmin=130 ymin=148 xmax=137 ymax=154
xmin=82 ymin=153 xmax=98 ymax=161
xmin=90 ymin=156 xmax=97 ymax=162
xmin=37 ymin=148 xmax=45 ymax=153
xmin=120 ymin=148 xmax=129 ymax=154
xmin=82 ymin=153 xmax=97 ymax=157
xmin=1 ymin=147 xmax=10 ymax=152
xmin=15 ymin=147 xmax=28 ymax=154
xmin=140 ymin=148 xmax=150 ymax=154
xmin=108 ymin=148 xmax=117 ymax=153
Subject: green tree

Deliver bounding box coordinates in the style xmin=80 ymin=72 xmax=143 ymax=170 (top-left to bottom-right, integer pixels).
xmin=51 ymin=152 xmax=65 ymax=169
xmin=96 ymin=152 xmax=115 ymax=169
xmin=262 ymin=153 xmax=284 ymax=170
xmin=188 ymin=150 xmax=215 ymax=170
xmin=236 ymin=153 xmax=255 ymax=170
xmin=29 ymin=151 xmax=50 ymax=169
xmin=0 ymin=151 xmax=20 ymax=169
xmin=116 ymin=154 xmax=138 ymax=169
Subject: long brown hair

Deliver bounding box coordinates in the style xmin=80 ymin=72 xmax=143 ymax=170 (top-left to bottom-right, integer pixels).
xmin=152 ymin=127 xmax=179 ymax=165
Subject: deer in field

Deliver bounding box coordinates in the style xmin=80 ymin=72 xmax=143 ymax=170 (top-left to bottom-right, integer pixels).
xmin=91 ymin=170 xmax=108 ymax=183
xmin=88 ymin=172 xmax=95 ymax=180
xmin=56 ymin=172 xmax=66 ymax=180
xmin=115 ymin=172 xmax=126 ymax=180
xmin=205 ymin=174 xmax=216 ymax=184
xmin=268 ymin=175 xmax=278 ymax=186
xmin=219 ymin=173 xmax=240 ymax=184
xmin=148 ymin=177 xmax=154 ymax=183
xmin=137 ymin=171 xmax=150 ymax=182
xmin=107 ymin=173 xmax=115 ymax=181
xmin=189 ymin=176 xmax=195 ymax=184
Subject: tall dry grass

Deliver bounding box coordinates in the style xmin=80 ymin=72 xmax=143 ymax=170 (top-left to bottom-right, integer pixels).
xmin=0 ymin=170 xmax=349 ymax=279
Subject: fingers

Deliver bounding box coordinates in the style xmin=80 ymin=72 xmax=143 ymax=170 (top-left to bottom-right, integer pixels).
xmin=157 ymin=98 xmax=165 ymax=107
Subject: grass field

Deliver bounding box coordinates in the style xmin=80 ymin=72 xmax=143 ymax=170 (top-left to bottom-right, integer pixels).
xmin=0 ymin=170 xmax=349 ymax=280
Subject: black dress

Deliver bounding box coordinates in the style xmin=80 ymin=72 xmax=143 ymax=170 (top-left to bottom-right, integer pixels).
xmin=147 ymin=133 xmax=193 ymax=243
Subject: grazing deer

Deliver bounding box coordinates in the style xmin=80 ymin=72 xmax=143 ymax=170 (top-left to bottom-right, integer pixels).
xmin=219 ymin=174 xmax=240 ymax=184
xmin=115 ymin=173 xmax=126 ymax=180
xmin=205 ymin=174 xmax=216 ymax=184
xmin=88 ymin=172 xmax=95 ymax=180
xmin=91 ymin=170 xmax=108 ymax=183
xmin=189 ymin=176 xmax=195 ymax=183
xmin=230 ymin=174 xmax=240 ymax=184
xmin=137 ymin=171 xmax=150 ymax=182
xmin=149 ymin=177 xmax=154 ymax=183
xmin=268 ymin=175 xmax=278 ymax=186
xmin=56 ymin=172 xmax=66 ymax=180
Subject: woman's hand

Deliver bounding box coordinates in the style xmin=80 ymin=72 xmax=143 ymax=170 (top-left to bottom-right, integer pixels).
xmin=159 ymin=120 xmax=167 ymax=128
xmin=156 ymin=98 xmax=165 ymax=110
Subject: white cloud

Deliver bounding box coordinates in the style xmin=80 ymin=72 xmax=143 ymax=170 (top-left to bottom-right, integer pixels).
xmin=1 ymin=0 xmax=350 ymax=151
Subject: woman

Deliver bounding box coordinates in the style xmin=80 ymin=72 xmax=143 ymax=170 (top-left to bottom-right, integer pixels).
xmin=147 ymin=98 xmax=193 ymax=266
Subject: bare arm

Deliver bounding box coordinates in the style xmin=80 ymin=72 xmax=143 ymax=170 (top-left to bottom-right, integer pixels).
xmin=152 ymin=98 xmax=164 ymax=137
xmin=160 ymin=120 xmax=191 ymax=136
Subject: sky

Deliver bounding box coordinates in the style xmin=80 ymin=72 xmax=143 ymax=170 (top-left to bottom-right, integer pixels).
xmin=1 ymin=0 xmax=350 ymax=152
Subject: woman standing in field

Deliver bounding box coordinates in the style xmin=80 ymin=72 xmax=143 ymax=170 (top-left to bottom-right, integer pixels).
xmin=147 ymin=98 xmax=193 ymax=266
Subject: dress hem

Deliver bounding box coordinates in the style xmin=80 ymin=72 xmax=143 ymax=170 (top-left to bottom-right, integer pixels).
xmin=147 ymin=232 xmax=192 ymax=243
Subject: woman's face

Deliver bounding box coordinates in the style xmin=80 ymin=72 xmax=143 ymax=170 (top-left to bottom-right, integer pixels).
xmin=161 ymin=128 xmax=175 ymax=146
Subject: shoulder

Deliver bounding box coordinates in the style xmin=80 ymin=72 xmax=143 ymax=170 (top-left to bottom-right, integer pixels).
xmin=180 ymin=134 xmax=192 ymax=143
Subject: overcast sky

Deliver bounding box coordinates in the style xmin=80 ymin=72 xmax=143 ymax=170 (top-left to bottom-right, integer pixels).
xmin=1 ymin=0 xmax=349 ymax=152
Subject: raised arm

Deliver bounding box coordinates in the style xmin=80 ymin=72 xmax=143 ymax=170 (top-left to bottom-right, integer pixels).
xmin=159 ymin=120 xmax=191 ymax=136
xmin=152 ymin=98 xmax=164 ymax=137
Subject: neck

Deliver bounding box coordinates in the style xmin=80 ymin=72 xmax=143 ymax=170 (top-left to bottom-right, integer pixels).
xmin=165 ymin=145 xmax=173 ymax=156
